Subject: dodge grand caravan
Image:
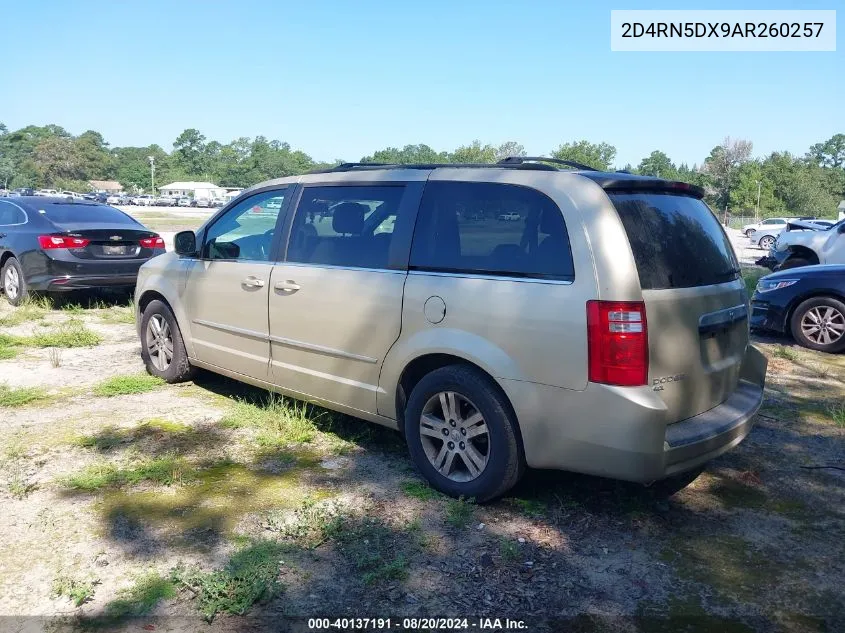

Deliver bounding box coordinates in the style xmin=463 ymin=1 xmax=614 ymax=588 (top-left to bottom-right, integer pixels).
xmin=134 ymin=157 xmax=767 ymax=501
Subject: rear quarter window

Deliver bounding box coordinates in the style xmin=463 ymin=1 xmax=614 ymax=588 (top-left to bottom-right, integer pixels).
xmin=410 ymin=181 xmax=574 ymax=280
xmin=610 ymin=193 xmax=739 ymax=289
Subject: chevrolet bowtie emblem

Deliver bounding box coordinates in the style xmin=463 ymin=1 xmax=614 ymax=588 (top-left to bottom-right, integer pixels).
xmin=110 ymin=236 xmax=122 ymax=241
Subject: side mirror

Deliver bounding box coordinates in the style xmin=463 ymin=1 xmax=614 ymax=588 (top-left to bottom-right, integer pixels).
xmin=174 ymin=230 xmax=197 ymax=255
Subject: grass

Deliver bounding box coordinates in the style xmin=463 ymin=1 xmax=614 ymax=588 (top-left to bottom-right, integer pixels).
xmin=328 ymin=516 xmax=413 ymax=585
xmin=0 ymin=297 xmax=52 ymax=326
xmin=499 ymin=538 xmax=520 ymax=562
xmin=52 ymin=573 xmax=98 ymax=607
xmin=826 ymin=403 xmax=845 ymax=428
xmin=93 ymin=374 xmax=164 ymax=397
xmin=265 ymin=497 xmax=343 ymax=548
xmin=28 ymin=319 xmax=101 ymax=348
xmin=445 ymin=497 xmax=475 ymax=528
xmin=511 ymin=497 xmax=547 ymax=518
xmin=61 ymin=455 xmax=193 ymax=491
xmin=105 ymin=572 xmax=175 ymax=618
xmin=98 ymin=302 xmax=136 ymax=325
xmin=400 ymin=480 xmax=441 ymax=501
xmin=0 ymin=333 xmax=22 ymax=360
xmin=773 ymin=345 xmax=799 ymax=361
xmin=741 ymin=267 xmax=767 ymax=296
xmin=0 ymin=383 xmax=49 ymax=407
xmin=220 ymin=396 xmax=319 ymax=446
xmin=172 ymin=540 xmax=288 ymax=620
xmin=48 ymin=348 xmax=63 ymax=368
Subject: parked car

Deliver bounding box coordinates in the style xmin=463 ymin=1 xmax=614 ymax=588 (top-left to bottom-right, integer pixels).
xmin=0 ymin=197 xmax=165 ymax=305
xmin=498 ymin=212 xmax=520 ymax=221
xmin=35 ymin=189 xmax=58 ymax=197
xmin=751 ymin=265 xmax=845 ymax=353
xmin=194 ymin=198 xmax=211 ymax=208
xmin=134 ymin=159 xmax=767 ymax=501
xmin=155 ymin=196 xmax=176 ymax=207
xmin=210 ymin=197 xmax=227 ymax=207
xmin=759 ymin=219 xmax=845 ymax=270
xmin=177 ymin=197 xmax=192 ymax=207
xmin=11 ymin=188 xmax=35 ymax=197
xmin=742 ymin=217 xmax=792 ymax=237
xmin=749 ymin=219 xmax=834 ymax=251
xmin=132 ymin=195 xmax=153 ymax=206
xmin=60 ymin=191 xmax=84 ymax=200
xmin=106 ymin=194 xmax=124 ymax=205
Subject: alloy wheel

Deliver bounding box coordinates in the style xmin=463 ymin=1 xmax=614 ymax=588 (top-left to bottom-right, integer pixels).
xmin=760 ymin=236 xmax=774 ymax=250
xmin=801 ymin=306 xmax=845 ymax=346
xmin=145 ymin=314 xmax=174 ymax=371
xmin=419 ymin=391 xmax=489 ymax=482
xmin=4 ymin=266 xmax=19 ymax=300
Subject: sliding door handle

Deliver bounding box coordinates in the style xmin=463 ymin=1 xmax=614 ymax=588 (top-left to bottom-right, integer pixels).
xmin=241 ymin=276 xmax=265 ymax=288
xmin=274 ymin=280 xmax=300 ymax=293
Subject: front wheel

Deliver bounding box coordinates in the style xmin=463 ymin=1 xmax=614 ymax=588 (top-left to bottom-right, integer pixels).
xmin=2 ymin=257 xmax=28 ymax=306
xmin=744 ymin=229 xmax=755 ymax=237
xmin=790 ymin=297 xmax=845 ymax=353
xmin=404 ymin=365 xmax=524 ymax=502
xmin=140 ymin=299 xmax=196 ymax=382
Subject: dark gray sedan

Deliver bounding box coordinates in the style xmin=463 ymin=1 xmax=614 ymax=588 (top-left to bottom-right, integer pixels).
xmin=0 ymin=197 xmax=165 ymax=305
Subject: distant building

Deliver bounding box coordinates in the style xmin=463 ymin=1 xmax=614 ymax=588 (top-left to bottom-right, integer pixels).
xmin=89 ymin=180 xmax=123 ymax=193
xmin=223 ymin=187 xmax=244 ymax=201
xmin=158 ymin=181 xmax=226 ymax=200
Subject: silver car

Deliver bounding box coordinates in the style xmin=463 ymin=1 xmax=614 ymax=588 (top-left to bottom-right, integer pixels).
xmin=134 ymin=158 xmax=767 ymax=501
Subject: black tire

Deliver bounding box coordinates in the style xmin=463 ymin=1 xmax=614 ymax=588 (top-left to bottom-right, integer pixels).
xmin=744 ymin=229 xmax=754 ymax=237
xmin=758 ymin=235 xmax=775 ymax=250
xmin=403 ymin=365 xmax=525 ymax=502
xmin=140 ymin=299 xmax=196 ymax=382
xmin=790 ymin=296 xmax=845 ymax=354
xmin=2 ymin=257 xmax=28 ymax=306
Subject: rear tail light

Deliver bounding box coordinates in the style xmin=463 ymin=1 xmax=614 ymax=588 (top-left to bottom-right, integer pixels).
xmin=38 ymin=235 xmax=90 ymax=249
xmin=587 ymin=300 xmax=648 ymax=386
xmin=139 ymin=236 xmax=165 ymax=248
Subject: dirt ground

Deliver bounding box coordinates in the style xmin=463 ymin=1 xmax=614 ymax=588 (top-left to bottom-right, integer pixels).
xmin=1 ymin=285 xmax=843 ymax=633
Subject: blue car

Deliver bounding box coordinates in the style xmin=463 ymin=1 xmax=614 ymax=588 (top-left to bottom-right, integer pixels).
xmin=751 ymin=264 xmax=845 ymax=353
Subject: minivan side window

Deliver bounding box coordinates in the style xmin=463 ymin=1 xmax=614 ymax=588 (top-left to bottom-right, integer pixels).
xmin=202 ymin=189 xmax=287 ymax=261
xmin=286 ymin=185 xmax=405 ymax=269
xmin=409 ymin=181 xmax=574 ymax=280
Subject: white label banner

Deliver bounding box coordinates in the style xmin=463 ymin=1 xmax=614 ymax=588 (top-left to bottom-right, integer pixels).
xmin=611 ymin=10 xmax=836 ymax=52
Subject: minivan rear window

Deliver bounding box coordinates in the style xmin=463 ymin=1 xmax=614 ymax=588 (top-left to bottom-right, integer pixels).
xmin=610 ymin=193 xmax=739 ymax=289
xmin=37 ymin=204 xmax=137 ymax=226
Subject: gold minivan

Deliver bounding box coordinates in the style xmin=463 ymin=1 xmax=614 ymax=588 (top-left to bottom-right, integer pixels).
xmin=135 ymin=158 xmax=767 ymax=501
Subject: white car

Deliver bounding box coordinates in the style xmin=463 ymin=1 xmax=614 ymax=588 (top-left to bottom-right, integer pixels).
xmin=771 ymin=219 xmax=845 ymax=269
xmin=177 ymin=197 xmax=192 ymax=207
xmin=132 ymin=195 xmax=153 ymax=206
xmin=750 ymin=220 xmax=834 ymax=251
xmin=106 ymin=194 xmax=122 ymax=205
xmin=498 ymin=212 xmax=520 ymax=221
xmin=35 ymin=189 xmax=58 ymax=197
xmin=742 ymin=217 xmax=796 ymax=237
xmin=194 ymin=198 xmax=211 ymax=208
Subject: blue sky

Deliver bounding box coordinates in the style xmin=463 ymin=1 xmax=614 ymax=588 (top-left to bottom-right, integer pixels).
xmin=1 ymin=0 xmax=841 ymax=167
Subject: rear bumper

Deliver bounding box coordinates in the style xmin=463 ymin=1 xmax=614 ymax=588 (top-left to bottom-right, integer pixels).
xmin=750 ymin=299 xmax=787 ymax=333
xmin=501 ymin=345 xmax=768 ymax=482
xmin=30 ymin=274 xmax=139 ymax=291
xmin=23 ymin=251 xmax=161 ymax=292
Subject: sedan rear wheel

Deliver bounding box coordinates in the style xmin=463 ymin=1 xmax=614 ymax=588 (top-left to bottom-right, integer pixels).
xmin=2 ymin=258 xmax=28 ymax=306
xmin=791 ymin=296 xmax=845 ymax=353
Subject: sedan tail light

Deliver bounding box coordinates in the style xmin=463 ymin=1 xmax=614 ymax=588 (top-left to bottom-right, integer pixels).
xmin=139 ymin=236 xmax=165 ymax=248
xmin=38 ymin=235 xmax=90 ymax=249
xmin=587 ymin=300 xmax=649 ymax=386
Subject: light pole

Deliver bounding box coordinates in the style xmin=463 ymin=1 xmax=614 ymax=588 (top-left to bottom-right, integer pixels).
xmin=148 ymin=156 xmax=156 ymax=194
xmin=755 ymin=180 xmax=762 ymax=222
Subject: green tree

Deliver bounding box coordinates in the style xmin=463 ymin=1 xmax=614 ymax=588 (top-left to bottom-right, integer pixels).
xmin=494 ymin=141 xmax=526 ymax=162
xmin=637 ymin=150 xmax=677 ymax=179
xmin=703 ymin=137 xmax=753 ymax=213
xmin=551 ymin=140 xmax=616 ymax=170
xmin=173 ymin=128 xmax=207 ymax=177
xmin=450 ymin=140 xmax=497 ymax=163
xmin=807 ymin=133 xmax=845 ymax=169
xmin=33 ymin=137 xmax=85 ymax=185
xmin=0 ymin=157 xmax=14 ymax=188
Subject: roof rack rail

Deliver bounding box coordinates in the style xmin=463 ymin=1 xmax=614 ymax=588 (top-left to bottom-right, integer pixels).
xmin=308 ymin=161 xmax=559 ymax=174
xmin=496 ymin=156 xmax=598 ymax=171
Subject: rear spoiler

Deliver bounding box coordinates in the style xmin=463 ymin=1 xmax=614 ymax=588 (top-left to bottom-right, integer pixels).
xmin=578 ymin=174 xmax=706 ymax=199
